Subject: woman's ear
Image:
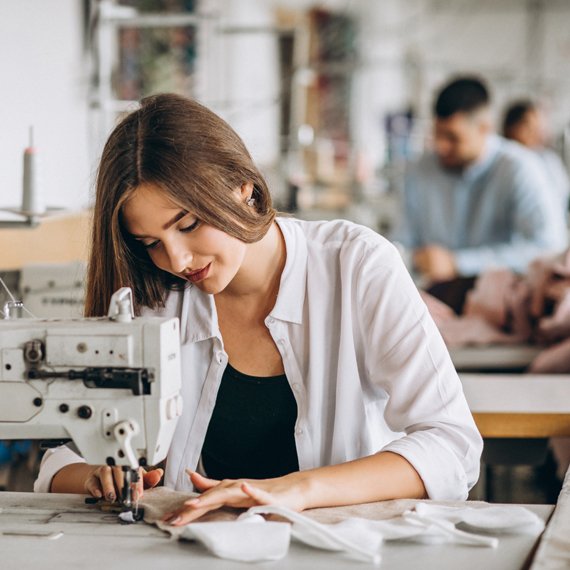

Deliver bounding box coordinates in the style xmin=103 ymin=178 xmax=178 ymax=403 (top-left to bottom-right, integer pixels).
xmin=237 ymin=181 xmax=254 ymax=203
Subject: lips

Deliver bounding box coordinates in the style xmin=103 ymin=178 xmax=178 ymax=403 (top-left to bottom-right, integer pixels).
xmin=184 ymin=262 xmax=211 ymax=283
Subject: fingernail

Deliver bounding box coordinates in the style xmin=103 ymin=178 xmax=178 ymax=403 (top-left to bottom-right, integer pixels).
xmin=93 ymin=489 xmax=102 ymax=498
xmin=107 ymin=492 xmax=115 ymax=502
xmin=166 ymin=516 xmax=181 ymax=525
xmin=185 ymin=498 xmax=200 ymax=506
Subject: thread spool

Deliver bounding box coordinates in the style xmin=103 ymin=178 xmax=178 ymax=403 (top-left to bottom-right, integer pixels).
xmin=22 ymin=126 xmax=44 ymax=215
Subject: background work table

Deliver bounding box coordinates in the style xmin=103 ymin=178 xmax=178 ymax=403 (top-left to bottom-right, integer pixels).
xmin=447 ymin=344 xmax=570 ymax=438
xmin=450 ymin=345 xmax=542 ymax=372
xmin=459 ymin=373 xmax=570 ymax=438
xmin=0 ymin=492 xmax=553 ymax=570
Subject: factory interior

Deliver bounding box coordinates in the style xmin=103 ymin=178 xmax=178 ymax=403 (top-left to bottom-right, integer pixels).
xmin=1 ymin=0 xmax=570 ymax=568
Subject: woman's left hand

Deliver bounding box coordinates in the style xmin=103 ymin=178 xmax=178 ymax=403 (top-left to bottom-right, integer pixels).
xmin=161 ymin=470 xmax=309 ymax=526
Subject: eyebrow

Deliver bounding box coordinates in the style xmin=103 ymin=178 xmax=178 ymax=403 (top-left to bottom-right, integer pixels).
xmin=129 ymin=210 xmax=187 ymax=239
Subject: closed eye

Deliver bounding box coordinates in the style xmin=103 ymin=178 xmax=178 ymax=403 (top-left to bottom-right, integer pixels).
xmin=141 ymin=239 xmax=160 ymax=250
xmin=180 ymin=220 xmax=200 ymax=233
xmin=135 ymin=218 xmax=200 ymax=250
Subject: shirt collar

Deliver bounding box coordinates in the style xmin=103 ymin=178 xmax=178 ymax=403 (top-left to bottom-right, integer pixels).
xmin=269 ymin=217 xmax=307 ymax=325
xmin=177 ymin=285 xmax=219 ymax=344
xmin=175 ymin=217 xmax=307 ymax=342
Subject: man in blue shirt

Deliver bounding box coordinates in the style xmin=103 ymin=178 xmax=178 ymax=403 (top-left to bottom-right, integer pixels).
xmin=394 ymin=77 xmax=567 ymax=284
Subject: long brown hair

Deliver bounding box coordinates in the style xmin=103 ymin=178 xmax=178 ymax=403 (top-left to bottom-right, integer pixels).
xmin=85 ymin=93 xmax=276 ymax=316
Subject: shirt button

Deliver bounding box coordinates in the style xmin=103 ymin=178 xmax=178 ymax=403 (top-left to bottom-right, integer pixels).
xmin=267 ymin=317 xmax=275 ymax=325
xmin=278 ymin=339 xmax=285 ymax=346
xmin=295 ymin=427 xmax=304 ymax=436
xmin=216 ymin=352 xmax=224 ymax=364
xmin=292 ymin=383 xmax=301 ymax=391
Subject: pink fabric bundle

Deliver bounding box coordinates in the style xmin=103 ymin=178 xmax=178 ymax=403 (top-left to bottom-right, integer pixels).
xmin=422 ymin=269 xmax=532 ymax=348
xmin=527 ymin=250 xmax=570 ymax=373
xmin=422 ymin=250 xmax=570 ymax=372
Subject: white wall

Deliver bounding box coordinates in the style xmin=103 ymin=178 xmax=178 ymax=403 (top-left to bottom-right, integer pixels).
xmin=1 ymin=0 xmax=568 ymax=216
xmin=199 ymin=0 xmax=280 ymax=167
xmin=0 ymin=0 xmax=91 ymax=214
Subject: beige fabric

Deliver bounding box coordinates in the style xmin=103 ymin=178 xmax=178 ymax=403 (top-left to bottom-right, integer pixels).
xmin=140 ymin=487 xmax=244 ymax=537
xmin=437 ymin=315 xmax=526 ymax=348
xmin=423 ymin=269 xmax=533 ymax=348
xmin=139 ymin=487 xmax=490 ymax=534
xmin=296 ymin=498 xmax=489 ymax=524
xmin=464 ymin=268 xmax=518 ymax=329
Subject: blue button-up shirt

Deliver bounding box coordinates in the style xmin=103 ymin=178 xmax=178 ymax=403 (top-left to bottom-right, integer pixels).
xmin=394 ymin=135 xmax=568 ymax=275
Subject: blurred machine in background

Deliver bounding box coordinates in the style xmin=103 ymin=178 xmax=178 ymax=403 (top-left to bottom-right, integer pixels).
xmin=20 ymin=261 xmax=86 ymax=319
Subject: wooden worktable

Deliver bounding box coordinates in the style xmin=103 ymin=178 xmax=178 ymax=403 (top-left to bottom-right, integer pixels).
xmin=0 ymin=210 xmax=90 ymax=270
xmin=460 ymin=373 xmax=570 ymax=438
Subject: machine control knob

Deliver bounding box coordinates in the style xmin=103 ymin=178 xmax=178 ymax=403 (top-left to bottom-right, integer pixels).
xmin=24 ymin=340 xmax=45 ymax=364
xmin=77 ymin=405 xmax=92 ymax=419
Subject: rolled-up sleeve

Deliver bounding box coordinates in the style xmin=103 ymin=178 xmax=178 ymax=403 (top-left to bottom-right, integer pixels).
xmin=33 ymin=445 xmax=86 ymax=493
xmin=357 ymin=242 xmax=483 ymax=500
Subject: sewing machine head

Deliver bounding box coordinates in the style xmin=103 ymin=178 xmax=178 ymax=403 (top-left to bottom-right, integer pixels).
xmin=0 ymin=288 xmax=183 ymax=512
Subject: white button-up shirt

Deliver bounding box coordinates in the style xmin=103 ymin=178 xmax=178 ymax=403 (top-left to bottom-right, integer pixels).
xmin=35 ymin=217 xmax=482 ymax=500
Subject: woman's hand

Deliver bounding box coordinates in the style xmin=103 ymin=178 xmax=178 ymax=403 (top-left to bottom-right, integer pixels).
xmin=162 ymin=470 xmax=309 ymax=526
xmin=84 ymin=465 xmax=164 ymax=502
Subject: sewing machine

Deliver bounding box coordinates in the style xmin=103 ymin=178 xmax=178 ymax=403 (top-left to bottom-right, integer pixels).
xmin=0 ymin=288 xmax=182 ymax=514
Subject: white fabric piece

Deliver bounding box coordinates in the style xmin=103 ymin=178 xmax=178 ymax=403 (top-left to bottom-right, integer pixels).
xmin=246 ymin=504 xmax=498 ymax=551
xmin=118 ymin=511 xmax=137 ymax=524
xmin=400 ymin=513 xmax=498 ymax=547
xmin=243 ymin=505 xmax=383 ymax=564
xmin=36 ymin=218 xmax=482 ymax=502
xmin=180 ymin=519 xmax=290 ymax=562
xmin=170 ymin=501 xmax=544 ymax=564
xmin=413 ymin=502 xmax=545 ymax=535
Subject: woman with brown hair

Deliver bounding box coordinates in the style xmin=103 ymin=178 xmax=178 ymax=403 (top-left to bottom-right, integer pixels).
xmin=35 ymin=93 xmax=482 ymax=526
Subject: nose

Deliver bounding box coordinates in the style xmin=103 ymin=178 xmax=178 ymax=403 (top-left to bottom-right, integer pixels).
xmin=164 ymin=240 xmax=193 ymax=274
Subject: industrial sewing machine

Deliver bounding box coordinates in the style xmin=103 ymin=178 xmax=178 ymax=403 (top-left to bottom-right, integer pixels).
xmin=0 ymin=288 xmax=182 ymax=515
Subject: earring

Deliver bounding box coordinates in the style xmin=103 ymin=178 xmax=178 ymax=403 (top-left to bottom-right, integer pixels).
xmin=246 ymin=196 xmax=255 ymax=207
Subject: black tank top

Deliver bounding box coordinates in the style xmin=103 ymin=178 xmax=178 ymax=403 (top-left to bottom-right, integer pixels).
xmin=201 ymin=363 xmax=299 ymax=480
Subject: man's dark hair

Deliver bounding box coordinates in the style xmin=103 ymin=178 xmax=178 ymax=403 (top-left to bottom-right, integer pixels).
xmin=434 ymin=77 xmax=490 ymax=118
xmin=502 ymin=100 xmax=536 ymax=138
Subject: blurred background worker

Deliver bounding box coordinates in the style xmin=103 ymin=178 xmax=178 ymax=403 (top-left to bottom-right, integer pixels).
xmin=394 ymin=77 xmax=568 ymax=302
xmin=503 ymin=100 xmax=570 ymax=213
